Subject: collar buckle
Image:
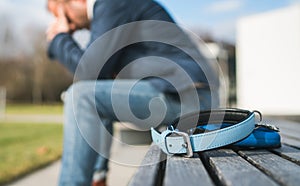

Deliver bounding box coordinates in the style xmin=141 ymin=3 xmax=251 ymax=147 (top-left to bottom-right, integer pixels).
xmin=165 ymin=129 xmax=193 ymax=158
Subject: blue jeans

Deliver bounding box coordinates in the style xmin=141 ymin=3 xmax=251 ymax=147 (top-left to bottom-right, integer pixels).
xmin=59 ymin=80 xmax=218 ymax=186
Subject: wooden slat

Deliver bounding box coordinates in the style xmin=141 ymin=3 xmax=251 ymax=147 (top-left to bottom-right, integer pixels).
xmin=270 ymin=144 xmax=300 ymax=165
xmin=281 ymin=131 xmax=300 ymax=141
xmin=281 ymin=131 xmax=300 ymax=140
xmin=270 ymin=119 xmax=300 ymax=133
xmin=128 ymin=144 xmax=166 ymax=186
xmin=201 ymin=149 xmax=279 ymax=186
xmin=281 ymin=135 xmax=300 ymax=148
xmin=280 ymin=127 xmax=300 ymax=135
xmin=238 ymin=149 xmax=300 ymax=186
xmin=163 ymin=153 xmax=214 ymax=186
xmin=279 ymin=128 xmax=300 ymax=141
xmin=274 ymin=119 xmax=300 ymax=128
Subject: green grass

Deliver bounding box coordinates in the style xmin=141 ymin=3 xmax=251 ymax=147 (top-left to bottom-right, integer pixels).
xmin=5 ymin=103 xmax=63 ymax=115
xmin=0 ymin=122 xmax=63 ymax=185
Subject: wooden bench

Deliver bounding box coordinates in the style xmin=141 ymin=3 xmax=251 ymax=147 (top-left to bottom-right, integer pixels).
xmin=129 ymin=119 xmax=300 ymax=186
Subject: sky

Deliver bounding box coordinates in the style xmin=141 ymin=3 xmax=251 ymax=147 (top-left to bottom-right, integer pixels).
xmin=0 ymin=0 xmax=300 ymax=47
xmin=156 ymin=0 xmax=300 ymax=42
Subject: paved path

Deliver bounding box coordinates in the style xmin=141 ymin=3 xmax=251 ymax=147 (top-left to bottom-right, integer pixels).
xmin=7 ymin=161 xmax=61 ymax=186
xmin=0 ymin=114 xmax=63 ymax=123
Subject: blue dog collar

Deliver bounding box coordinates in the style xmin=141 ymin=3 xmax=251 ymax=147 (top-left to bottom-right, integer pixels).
xmin=151 ymin=109 xmax=257 ymax=157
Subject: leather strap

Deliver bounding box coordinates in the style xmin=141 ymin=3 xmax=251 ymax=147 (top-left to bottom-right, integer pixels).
xmin=151 ymin=109 xmax=256 ymax=157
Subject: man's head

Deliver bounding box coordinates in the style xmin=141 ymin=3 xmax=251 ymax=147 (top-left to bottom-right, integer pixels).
xmin=47 ymin=0 xmax=90 ymax=31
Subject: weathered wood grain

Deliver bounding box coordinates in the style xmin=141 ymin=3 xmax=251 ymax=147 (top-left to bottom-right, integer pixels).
xmin=279 ymin=129 xmax=300 ymax=141
xmin=281 ymin=135 xmax=300 ymax=148
xmin=163 ymin=153 xmax=214 ymax=186
xmin=128 ymin=144 xmax=166 ymax=186
xmin=202 ymin=149 xmax=279 ymax=186
xmin=238 ymin=149 xmax=300 ymax=186
xmin=270 ymin=144 xmax=300 ymax=165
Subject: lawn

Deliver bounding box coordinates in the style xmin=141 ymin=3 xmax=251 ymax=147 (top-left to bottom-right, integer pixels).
xmin=0 ymin=122 xmax=63 ymax=185
xmin=5 ymin=103 xmax=63 ymax=115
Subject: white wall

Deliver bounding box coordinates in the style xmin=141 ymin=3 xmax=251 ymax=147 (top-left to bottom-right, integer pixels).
xmin=237 ymin=5 xmax=300 ymax=115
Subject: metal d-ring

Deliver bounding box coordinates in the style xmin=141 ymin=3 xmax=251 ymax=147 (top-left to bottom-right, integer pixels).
xmin=253 ymin=110 xmax=262 ymax=123
xmin=252 ymin=110 xmax=280 ymax=132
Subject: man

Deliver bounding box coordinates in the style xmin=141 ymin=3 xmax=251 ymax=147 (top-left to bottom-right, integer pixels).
xmin=47 ymin=0 xmax=220 ymax=185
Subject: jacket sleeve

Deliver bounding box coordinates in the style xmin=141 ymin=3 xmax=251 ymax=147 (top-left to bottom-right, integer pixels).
xmin=47 ymin=33 xmax=83 ymax=74
xmin=47 ymin=0 xmax=133 ymax=78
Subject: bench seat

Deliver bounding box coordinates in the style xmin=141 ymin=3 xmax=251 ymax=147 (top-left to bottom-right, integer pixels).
xmin=129 ymin=119 xmax=300 ymax=186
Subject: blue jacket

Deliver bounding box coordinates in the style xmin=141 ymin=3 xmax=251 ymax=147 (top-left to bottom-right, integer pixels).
xmin=48 ymin=0 xmax=219 ymax=93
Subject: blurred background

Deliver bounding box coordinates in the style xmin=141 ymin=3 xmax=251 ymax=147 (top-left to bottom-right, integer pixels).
xmin=0 ymin=0 xmax=300 ymax=185
xmin=0 ymin=0 xmax=299 ymax=109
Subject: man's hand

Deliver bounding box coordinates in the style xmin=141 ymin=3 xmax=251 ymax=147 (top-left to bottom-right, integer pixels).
xmin=46 ymin=6 xmax=70 ymax=42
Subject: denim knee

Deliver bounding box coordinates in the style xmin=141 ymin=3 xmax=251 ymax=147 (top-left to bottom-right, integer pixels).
xmin=66 ymin=81 xmax=97 ymax=110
